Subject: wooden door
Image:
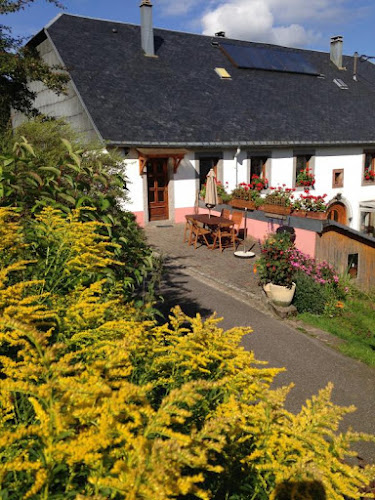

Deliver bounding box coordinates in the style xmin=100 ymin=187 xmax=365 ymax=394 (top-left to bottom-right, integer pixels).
xmin=327 ymin=202 xmax=347 ymax=225
xmin=147 ymin=158 xmax=169 ymax=221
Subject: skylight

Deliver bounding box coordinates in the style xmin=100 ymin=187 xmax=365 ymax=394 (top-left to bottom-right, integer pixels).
xmin=215 ymin=67 xmax=231 ymax=79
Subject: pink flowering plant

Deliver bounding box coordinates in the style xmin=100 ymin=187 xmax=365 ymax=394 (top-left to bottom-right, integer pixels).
xmin=255 ymin=232 xmax=295 ymax=288
xmin=296 ymin=167 xmax=315 ymax=187
xmin=263 ymin=185 xmax=295 ymax=207
xmin=290 ymin=249 xmax=340 ymax=287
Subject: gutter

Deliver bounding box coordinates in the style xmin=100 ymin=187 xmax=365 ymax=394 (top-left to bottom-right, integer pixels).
xmin=107 ymin=139 xmax=375 ymax=149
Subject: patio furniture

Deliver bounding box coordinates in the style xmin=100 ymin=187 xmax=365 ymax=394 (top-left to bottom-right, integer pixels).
xmin=211 ymin=223 xmax=236 ymax=252
xmin=183 ymin=215 xmax=194 ymax=243
xmin=189 ymin=220 xmax=211 ymax=249
xmin=221 ymin=208 xmax=231 ymax=218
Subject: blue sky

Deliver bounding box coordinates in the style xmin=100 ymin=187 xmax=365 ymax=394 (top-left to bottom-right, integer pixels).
xmin=3 ymin=0 xmax=375 ymax=56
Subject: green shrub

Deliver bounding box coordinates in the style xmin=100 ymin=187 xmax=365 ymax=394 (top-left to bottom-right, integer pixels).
xmin=0 ymin=119 xmax=158 ymax=303
xmin=255 ymin=232 xmax=295 ymax=288
xmin=0 ymin=210 xmax=374 ymax=500
xmin=293 ymin=271 xmax=329 ymax=314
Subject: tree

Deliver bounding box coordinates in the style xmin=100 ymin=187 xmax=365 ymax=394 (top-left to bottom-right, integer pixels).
xmin=0 ymin=0 xmax=69 ymax=132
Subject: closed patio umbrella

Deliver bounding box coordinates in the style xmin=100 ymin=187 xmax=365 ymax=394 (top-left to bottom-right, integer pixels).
xmin=204 ymin=168 xmax=218 ymax=218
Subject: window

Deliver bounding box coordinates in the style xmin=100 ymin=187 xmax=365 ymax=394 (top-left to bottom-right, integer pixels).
xmin=363 ymin=153 xmax=375 ymax=183
xmin=249 ymin=156 xmax=267 ymax=181
xmin=332 ymin=169 xmax=344 ymax=188
xmin=295 ymin=154 xmax=313 ymax=187
xmin=199 ymin=157 xmax=220 ymax=190
xmin=360 ymin=209 xmax=375 ymax=237
xmin=347 ymin=254 xmax=358 ymax=279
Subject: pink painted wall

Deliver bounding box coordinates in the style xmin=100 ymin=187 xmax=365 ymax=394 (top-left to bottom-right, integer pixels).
xmin=245 ymin=218 xmax=316 ymax=257
xmin=134 ymin=207 xmax=317 ymax=257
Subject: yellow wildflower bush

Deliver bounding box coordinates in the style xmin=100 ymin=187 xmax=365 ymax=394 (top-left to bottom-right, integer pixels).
xmin=0 ymin=207 xmax=374 ymax=499
xmin=1 ymin=304 xmax=374 ymax=499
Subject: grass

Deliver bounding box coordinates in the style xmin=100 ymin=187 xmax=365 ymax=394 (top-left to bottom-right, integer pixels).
xmin=298 ymin=289 xmax=375 ymax=367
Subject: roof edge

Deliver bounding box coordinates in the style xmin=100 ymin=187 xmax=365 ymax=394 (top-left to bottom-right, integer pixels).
xmin=106 ymin=140 xmax=375 ymax=149
xmin=43 ymin=29 xmax=105 ymax=144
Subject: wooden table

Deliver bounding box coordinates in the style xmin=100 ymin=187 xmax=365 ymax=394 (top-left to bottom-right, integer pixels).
xmin=186 ymin=214 xmax=234 ymax=250
xmin=188 ymin=214 xmax=233 ymax=228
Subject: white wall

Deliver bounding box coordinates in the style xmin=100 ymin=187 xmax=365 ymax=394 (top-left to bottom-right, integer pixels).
xmin=174 ymin=153 xmax=197 ymax=208
xmin=116 ymin=146 xmax=375 ymax=231
xmin=120 ymin=157 xmax=144 ymax=213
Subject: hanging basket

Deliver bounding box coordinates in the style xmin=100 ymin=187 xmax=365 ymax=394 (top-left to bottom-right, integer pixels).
xmin=229 ymin=199 xmax=256 ymax=210
xmin=259 ymin=204 xmax=292 ymax=216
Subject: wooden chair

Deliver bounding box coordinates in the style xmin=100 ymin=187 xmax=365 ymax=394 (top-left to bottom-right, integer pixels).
xmin=189 ymin=221 xmax=211 ymax=249
xmin=231 ymin=211 xmax=243 ymax=244
xmin=231 ymin=211 xmax=243 ymax=235
xmin=221 ymin=208 xmax=231 ymax=219
xmin=211 ymin=223 xmax=236 ymax=252
xmin=183 ymin=215 xmax=194 ymax=243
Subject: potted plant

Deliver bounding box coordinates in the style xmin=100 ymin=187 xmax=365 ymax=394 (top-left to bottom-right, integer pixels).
xmin=364 ymin=165 xmax=375 ymax=182
xmin=229 ymin=182 xmax=261 ymax=209
xmin=199 ymin=181 xmax=231 ymax=203
xmin=291 ymin=197 xmax=307 ymax=217
xmin=258 ymin=185 xmax=295 ymax=215
xmin=296 ymin=167 xmax=315 ymax=187
xmin=299 ymin=190 xmax=328 ymax=219
xmin=249 ymin=174 xmax=268 ymax=191
xmin=254 ymin=232 xmax=296 ymax=306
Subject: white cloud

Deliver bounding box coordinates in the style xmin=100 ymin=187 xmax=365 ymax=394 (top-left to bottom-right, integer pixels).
xmin=200 ymin=0 xmax=327 ymax=47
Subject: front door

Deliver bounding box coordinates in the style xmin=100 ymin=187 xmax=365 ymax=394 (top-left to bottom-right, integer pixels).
xmin=147 ymin=158 xmax=169 ymax=221
xmin=327 ymin=202 xmax=347 ymax=225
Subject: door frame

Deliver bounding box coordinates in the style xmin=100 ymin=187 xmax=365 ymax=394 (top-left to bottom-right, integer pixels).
xmin=327 ymin=201 xmax=347 ymax=225
xmin=146 ymin=157 xmax=170 ymax=222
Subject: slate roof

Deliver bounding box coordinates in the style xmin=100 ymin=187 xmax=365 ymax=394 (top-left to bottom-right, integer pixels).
xmin=35 ymin=13 xmax=375 ymax=147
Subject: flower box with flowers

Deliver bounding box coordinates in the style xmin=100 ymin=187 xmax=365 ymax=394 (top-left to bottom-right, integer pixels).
xmin=294 ymin=190 xmax=328 ymax=219
xmin=364 ymin=166 xmax=375 ymax=183
xmin=258 ymin=186 xmax=295 ymax=215
xmin=296 ymin=167 xmax=315 ymax=187
xmin=229 ymin=181 xmax=263 ymax=210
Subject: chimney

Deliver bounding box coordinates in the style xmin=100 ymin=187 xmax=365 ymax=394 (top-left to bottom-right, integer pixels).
xmin=330 ymin=35 xmax=344 ymax=69
xmin=140 ymin=0 xmax=155 ymax=57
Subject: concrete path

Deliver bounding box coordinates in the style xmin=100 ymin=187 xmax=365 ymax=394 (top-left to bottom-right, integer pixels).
xmin=145 ymin=223 xmax=375 ymax=463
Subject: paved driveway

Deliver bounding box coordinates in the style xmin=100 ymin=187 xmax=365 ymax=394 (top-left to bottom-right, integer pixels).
xmin=145 ymin=223 xmax=375 ymax=464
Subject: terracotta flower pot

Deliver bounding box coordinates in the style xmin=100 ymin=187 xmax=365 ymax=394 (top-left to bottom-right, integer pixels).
xmin=263 ymin=282 xmax=296 ymax=307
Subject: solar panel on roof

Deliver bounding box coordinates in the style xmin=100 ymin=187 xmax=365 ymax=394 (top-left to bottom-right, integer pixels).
xmin=220 ymin=42 xmax=319 ymax=76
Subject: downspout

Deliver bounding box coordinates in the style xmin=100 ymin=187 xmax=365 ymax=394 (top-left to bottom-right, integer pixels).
xmin=234 ymin=146 xmax=241 ymax=187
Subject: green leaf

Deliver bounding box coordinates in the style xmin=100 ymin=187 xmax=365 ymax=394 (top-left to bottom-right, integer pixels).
xmin=28 ymin=172 xmax=43 ymax=186
xmin=58 ymin=193 xmax=76 ymax=205
xmin=61 ymin=138 xmax=73 ymax=154
xmin=38 ymin=166 xmax=61 ymax=176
